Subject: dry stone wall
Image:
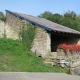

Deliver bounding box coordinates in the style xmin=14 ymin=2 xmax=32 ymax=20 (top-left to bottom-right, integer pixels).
xmin=5 ymin=12 xmax=23 ymax=39
xmin=0 ymin=20 xmax=5 ymax=38
xmin=6 ymin=12 xmax=29 ymax=39
xmin=31 ymin=27 xmax=50 ymax=58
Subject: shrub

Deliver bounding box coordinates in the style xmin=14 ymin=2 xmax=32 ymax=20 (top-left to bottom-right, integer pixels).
xmin=58 ymin=43 xmax=80 ymax=53
xmin=19 ymin=23 xmax=36 ymax=50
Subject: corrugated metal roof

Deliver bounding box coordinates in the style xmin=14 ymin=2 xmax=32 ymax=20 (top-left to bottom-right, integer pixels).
xmin=6 ymin=10 xmax=80 ymax=35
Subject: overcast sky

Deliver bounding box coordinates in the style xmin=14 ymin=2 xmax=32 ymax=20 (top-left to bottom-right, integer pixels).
xmin=0 ymin=0 xmax=80 ymax=16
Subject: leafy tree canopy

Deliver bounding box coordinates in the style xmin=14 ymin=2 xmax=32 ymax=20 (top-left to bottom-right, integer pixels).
xmin=0 ymin=12 xmax=4 ymax=18
xmin=0 ymin=11 xmax=6 ymax=22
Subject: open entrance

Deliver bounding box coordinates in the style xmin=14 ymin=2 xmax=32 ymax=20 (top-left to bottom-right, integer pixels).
xmin=51 ymin=33 xmax=78 ymax=52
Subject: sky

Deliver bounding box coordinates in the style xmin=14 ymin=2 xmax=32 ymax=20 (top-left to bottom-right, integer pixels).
xmin=0 ymin=0 xmax=80 ymax=16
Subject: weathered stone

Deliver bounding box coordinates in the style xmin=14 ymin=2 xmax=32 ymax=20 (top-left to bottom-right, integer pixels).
xmin=31 ymin=27 xmax=50 ymax=57
xmin=5 ymin=12 xmax=29 ymax=39
xmin=66 ymin=50 xmax=72 ymax=57
xmin=35 ymin=50 xmax=42 ymax=57
xmin=52 ymin=62 xmax=56 ymax=66
xmin=69 ymin=61 xmax=80 ymax=75
xmin=70 ymin=67 xmax=80 ymax=75
xmin=57 ymin=49 xmax=65 ymax=56
xmin=0 ymin=20 xmax=5 ymax=38
xmin=57 ymin=56 xmax=65 ymax=60
xmin=50 ymin=52 xmax=57 ymax=59
xmin=74 ymin=68 xmax=80 ymax=75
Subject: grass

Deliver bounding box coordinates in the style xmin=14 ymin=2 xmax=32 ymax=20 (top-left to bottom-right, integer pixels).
xmin=0 ymin=38 xmax=67 ymax=72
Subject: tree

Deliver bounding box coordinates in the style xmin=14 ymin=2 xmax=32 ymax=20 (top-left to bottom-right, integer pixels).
xmin=0 ymin=12 xmax=4 ymax=18
xmin=75 ymin=15 xmax=80 ymax=31
xmin=64 ymin=11 xmax=77 ymax=20
xmin=62 ymin=11 xmax=78 ymax=30
xmin=38 ymin=11 xmax=53 ymax=19
xmin=0 ymin=11 xmax=6 ymax=22
xmin=51 ymin=13 xmax=63 ymax=24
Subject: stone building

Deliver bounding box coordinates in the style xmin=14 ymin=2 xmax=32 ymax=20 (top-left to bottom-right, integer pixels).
xmin=5 ymin=10 xmax=80 ymax=57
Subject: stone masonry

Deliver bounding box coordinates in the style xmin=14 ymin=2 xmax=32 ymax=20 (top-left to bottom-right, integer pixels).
xmin=31 ymin=27 xmax=51 ymax=58
xmin=0 ymin=20 xmax=5 ymax=38
xmin=5 ymin=12 xmax=23 ymax=39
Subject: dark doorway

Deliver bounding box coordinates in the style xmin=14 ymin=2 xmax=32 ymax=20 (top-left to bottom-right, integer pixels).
xmin=51 ymin=33 xmax=75 ymax=52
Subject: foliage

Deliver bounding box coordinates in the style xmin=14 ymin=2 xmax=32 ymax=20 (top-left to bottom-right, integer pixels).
xmin=0 ymin=38 xmax=67 ymax=72
xmin=38 ymin=11 xmax=53 ymax=19
xmin=3 ymin=29 xmax=6 ymax=38
xmin=1 ymin=16 xmax=6 ymax=22
xmin=38 ymin=11 xmax=80 ymax=31
xmin=0 ymin=12 xmax=4 ymax=18
xmin=19 ymin=23 xmax=36 ymax=50
xmin=58 ymin=43 xmax=80 ymax=53
xmin=0 ymin=11 xmax=6 ymax=22
xmin=64 ymin=11 xmax=77 ymax=20
xmin=52 ymin=13 xmax=63 ymax=24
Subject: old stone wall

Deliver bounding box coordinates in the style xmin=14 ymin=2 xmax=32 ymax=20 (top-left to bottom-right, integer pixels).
xmin=5 ymin=12 xmax=28 ymax=39
xmin=0 ymin=20 xmax=5 ymax=38
xmin=31 ymin=27 xmax=50 ymax=58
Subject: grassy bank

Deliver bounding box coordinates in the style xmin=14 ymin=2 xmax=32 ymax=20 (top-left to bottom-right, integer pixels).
xmin=0 ymin=38 xmax=67 ymax=72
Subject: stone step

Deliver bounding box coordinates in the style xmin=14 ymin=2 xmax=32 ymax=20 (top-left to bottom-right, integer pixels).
xmin=45 ymin=58 xmax=53 ymax=62
xmin=45 ymin=57 xmax=55 ymax=62
xmin=44 ymin=61 xmax=53 ymax=64
xmin=45 ymin=52 xmax=57 ymax=59
xmin=44 ymin=52 xmax=57 ymax=65
xmin=44 ymin=60 xmax=57 ymax=66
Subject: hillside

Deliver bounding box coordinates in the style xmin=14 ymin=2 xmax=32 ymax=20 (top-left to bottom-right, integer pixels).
xmin=0 ymin=38 xmax=67 ymax=72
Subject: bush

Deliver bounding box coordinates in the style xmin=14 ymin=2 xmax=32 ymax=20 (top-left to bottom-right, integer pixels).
xmin=58 ymin=43 xmax=80 ymax=53
xmin=19 ymin=23 xmax=36 ymax=50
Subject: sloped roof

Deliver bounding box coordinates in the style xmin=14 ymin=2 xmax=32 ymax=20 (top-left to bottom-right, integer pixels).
xmin=6 ymin=10 xmax=80 ymax=35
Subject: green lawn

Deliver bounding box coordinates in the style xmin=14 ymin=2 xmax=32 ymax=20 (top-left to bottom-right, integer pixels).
xmin=0 ymin=38 xmax=67 ymax=72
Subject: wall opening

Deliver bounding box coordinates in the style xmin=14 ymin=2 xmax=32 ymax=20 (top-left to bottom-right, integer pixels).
xmin=51 ymin=33 xmax=78 ymax=52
